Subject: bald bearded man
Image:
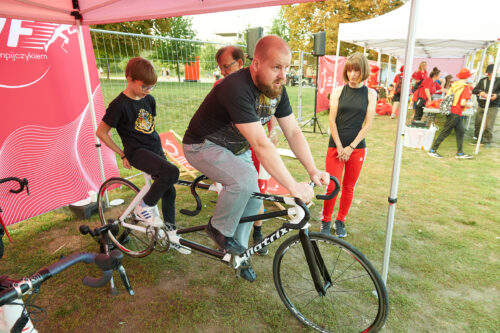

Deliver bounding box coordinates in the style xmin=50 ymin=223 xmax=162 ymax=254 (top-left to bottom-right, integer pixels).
xmin=183 ymin=35 xmax=329 ymax=281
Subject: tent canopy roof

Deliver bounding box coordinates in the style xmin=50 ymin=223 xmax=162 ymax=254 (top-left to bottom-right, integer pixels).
xmin=339 ymin=0 xmax=499 ymax=58
xmin=0 ymin=0 xmax=310 ymax=25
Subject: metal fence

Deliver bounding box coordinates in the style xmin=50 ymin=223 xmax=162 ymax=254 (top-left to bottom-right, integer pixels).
xmin=90 ymin=29 xmax=316 ymax=136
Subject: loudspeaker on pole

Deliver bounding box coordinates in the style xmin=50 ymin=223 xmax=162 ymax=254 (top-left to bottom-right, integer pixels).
xmin=313 ymin=31 xmax=326 ymax=56
xmin=246 ymin=27 xmax=263 ymax=59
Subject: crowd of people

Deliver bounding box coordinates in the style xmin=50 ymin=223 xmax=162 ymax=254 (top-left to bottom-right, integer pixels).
xmin=95 ymin=35 xmax=497 ymax=283
xmin=369 ymin=60 xmax=498 ymax=158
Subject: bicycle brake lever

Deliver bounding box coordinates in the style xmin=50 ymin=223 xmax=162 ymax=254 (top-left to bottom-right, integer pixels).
xmin=24 ymin=179 xmax=29 ymax=196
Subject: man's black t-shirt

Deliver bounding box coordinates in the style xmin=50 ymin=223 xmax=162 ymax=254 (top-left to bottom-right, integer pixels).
xmin=183 ymin=68 xmax=293 ymax=155
xmin=102 ymin=92 xmax=162 ymax=157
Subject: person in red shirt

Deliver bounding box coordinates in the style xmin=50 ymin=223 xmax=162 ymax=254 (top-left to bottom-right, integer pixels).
xmin=412 ymin=61 xmax=428 ymax=86
xmin=214 ymin=45 xmax=245 ymax=86
xmin=412 ymin=67 xmax=441 ymax=121
xmin=428 ymin=68 xmax=473 ymax=159
xmin=367 ymin=65 xmax=379 ymax=89
xmin=390 ymin=65 xmax=404 ymax=118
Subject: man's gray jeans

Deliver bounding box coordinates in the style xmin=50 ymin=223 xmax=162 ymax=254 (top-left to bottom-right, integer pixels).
xmin=183 ymin=140 xmax=261 ymax=248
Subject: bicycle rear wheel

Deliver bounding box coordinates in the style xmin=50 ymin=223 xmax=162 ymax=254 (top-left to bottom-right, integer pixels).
xmin=273 ymin=232 xmax=388 ymax=332
xmin=98 ymin=177 xmax=154 ymax=258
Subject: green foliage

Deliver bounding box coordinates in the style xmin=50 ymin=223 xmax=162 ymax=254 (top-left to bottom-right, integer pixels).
xmin=200 ymin=43 xmax=218 ymax=72
xmin=270 ymin=8 xmax=290 ymax=42
xmin=282 ymin=0 xmax=405 ymax=57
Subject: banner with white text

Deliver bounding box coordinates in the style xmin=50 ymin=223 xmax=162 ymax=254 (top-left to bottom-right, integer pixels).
xmin=0 ymin=18 xmax=118 ymax=226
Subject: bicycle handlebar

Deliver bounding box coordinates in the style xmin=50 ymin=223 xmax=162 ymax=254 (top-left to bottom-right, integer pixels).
xmin=0 ymin=250 xmax=123 ymax=306
xmin=178 ymin=174 xmax=340 ymax=231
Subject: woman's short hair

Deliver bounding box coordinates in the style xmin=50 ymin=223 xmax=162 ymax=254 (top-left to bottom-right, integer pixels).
xmin=125 ymin=57 xmax=157 ymax=85
xmin=342 ymin=52 xmax=370 ymax=83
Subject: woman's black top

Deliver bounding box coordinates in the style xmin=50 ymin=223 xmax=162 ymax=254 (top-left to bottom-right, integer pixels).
xmin=328 ymin=84 xmax=368 ymax=149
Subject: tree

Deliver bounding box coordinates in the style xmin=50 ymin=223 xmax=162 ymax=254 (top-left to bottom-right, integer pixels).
xmin=282 ymin=0 xmax=404 ymax=58
xmin=270 ymin=8 xmax=290 ymax=42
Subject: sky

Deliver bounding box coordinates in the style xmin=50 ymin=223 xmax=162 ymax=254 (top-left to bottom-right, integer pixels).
xmin=188 ymin=6 xmax=281 ymax=41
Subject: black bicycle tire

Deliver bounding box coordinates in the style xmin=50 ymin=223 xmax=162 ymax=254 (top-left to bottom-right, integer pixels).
xmin=273 ymin=232 xmax=389 ymax=332
xmin=97 ymin=177 xmax=154 ymax=258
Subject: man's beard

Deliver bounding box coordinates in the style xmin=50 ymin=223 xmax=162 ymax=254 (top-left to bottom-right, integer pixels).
xmin=256 ymin=75 xmax=284 ymax=99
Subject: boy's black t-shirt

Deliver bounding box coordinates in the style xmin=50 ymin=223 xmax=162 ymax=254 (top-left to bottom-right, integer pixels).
xmin=102 ymin=92 xmax=162 ymax=157
xmin=183 ymin=68 xmax=293 ymax=155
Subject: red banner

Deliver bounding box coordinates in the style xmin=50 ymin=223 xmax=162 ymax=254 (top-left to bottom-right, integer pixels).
xmin=316 ymin=56 xmax=346 ymax=113
xmin=0 ymin=18 xmax=118 ymax=226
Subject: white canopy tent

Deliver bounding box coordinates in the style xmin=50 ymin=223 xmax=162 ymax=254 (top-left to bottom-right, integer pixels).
xmin=333 ymin=0 xmax=499 ymax=283
xmin=338 ymin=0 xmax=498 ymax=59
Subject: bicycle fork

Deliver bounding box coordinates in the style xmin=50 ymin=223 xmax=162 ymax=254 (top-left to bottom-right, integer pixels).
xmin=299 ymin=229 xmax=332 ymax=296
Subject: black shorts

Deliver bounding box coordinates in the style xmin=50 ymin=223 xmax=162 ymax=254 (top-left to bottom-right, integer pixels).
xmin=393 ymin=93 xmax=401 ymax=102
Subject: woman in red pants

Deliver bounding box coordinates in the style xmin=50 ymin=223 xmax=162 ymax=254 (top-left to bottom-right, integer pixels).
xmin=321 ymin=52 xmax=376 ymax=237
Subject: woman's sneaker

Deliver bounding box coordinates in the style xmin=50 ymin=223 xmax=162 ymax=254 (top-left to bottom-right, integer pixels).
xmin=334 ymin=220 xmax=347 ymax=238
xmin=320 ymin=221 xmax=331 ymax=235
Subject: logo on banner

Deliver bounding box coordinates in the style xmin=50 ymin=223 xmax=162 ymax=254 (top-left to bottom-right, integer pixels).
xmin=0 ymin=18 xmax=77 ymax=88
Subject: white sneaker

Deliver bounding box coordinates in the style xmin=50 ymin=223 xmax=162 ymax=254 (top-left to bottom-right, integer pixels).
xmin=134 ymin=204 xmax=163 ymax=227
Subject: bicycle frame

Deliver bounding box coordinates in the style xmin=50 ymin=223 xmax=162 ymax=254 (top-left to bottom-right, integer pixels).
xmin=174 ymin=176 xmax=339 ymax=290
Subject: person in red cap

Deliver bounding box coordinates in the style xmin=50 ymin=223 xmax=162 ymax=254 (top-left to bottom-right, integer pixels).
xmin=471 ymin=64 xmax=500 ymax=146
xmin=428 ymin=68 xmax=474 ymax=159
xmin=367 ymin=65 xmax=380 ymax=90
xmin=391 ymin=65 xmax=404 ymax=118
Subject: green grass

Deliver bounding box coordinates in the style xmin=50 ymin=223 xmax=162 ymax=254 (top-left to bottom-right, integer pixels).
xmin=1 ymin=90 xmax=499 ymax=332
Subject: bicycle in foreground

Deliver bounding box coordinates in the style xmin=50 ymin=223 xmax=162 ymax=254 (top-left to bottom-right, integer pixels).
xmin=0 ymin=248 xmax=132 ymax=333
xmin=97 ymin=173 xmax=389 ymax=332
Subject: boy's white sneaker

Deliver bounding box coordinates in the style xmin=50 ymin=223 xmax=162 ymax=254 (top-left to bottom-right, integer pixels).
xmin=134 ymin=204 xmax=163 ymax=227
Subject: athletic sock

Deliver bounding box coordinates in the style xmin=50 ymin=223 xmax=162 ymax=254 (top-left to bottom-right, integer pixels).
xmin=253 ymin=226 xmax=262 ymax=238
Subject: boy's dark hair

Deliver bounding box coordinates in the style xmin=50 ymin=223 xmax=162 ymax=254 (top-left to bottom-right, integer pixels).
xmin=215 ymin=46 xmax=245 ymax=63
xmin=125 ymin=57 xmax=157 ymax=85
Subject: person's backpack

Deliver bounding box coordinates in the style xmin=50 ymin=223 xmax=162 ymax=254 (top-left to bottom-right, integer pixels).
xmin=395 ymin=74 xmax=403 ymax=94
xmin=411 ymin=79 xmax=422 ymax=93
xmin=439 ymin=93 xmax=454 ymax=115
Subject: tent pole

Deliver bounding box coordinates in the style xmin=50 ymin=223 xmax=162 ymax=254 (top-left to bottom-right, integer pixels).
xmin=332 ymin=38 xmax=341 ymax=90
xmin=76 ymin=20 xmax=106 ymax=185
xmin=475 ymin=41 xmax=500 ymax=154
xmin=297 ymin=50 xmax=303 ymax=121
xmin=386 ymin=55 xmax=392 ymax=87
xmin=381 ymin=0 xmax=421 ymax=285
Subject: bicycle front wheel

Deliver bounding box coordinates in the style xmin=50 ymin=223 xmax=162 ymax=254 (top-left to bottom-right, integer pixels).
xmin=98 ymin=177 xmax=154 ymax=258
xmin=273 ymin=232 xmax=388 ymax=332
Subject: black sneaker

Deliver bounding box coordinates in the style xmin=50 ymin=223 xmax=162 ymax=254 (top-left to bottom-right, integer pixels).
xmin=334 ymin=220 xmax=347 ymax=238
xmin=206 ymin=220 xmax=246 ymax=255
xmin=238 ymin=261 xmax=257 ymax=282
xmin=252 ymin=234 xmax=269 ymax=256
xmin=320 ymin=221 xmax=331 ymax=235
